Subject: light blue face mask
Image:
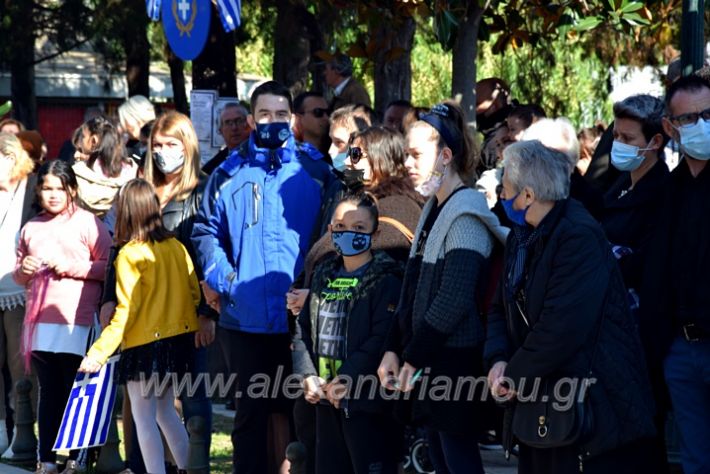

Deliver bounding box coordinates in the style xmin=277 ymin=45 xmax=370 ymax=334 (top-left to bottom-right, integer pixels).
xmin=331 ymin=231 xmax=372 ymax=257
xmin=610 ymin=140 xmax=652 ymax=172
xmin=677 ymin=119 xmax=710 ymax=161
xmin=331 ymin=151 xmax=348 ymax=172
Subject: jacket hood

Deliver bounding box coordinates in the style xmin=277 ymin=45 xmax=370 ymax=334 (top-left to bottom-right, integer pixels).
xmin=72 ymin=160 xmax=136 ymax=189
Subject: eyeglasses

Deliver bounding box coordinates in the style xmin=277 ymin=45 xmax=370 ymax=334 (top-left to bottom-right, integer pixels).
xmin=668 ymin=107 xmax=710 ymax=127
xmin=223 ymin=117 xmax=247 ymax=128
xmin=347 ymin=146 xmax=363 ymax=164
xmin=303 ymin=108 xmax=329 ymax=118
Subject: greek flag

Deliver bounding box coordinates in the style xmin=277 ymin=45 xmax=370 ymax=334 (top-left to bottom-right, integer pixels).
xmin=216 ymin=0 xmax=242 ymax=31
xmin=146 ymin=0 xmax=161 ymax=21
xmin=53 ymin=355 xmax=119 ymax=451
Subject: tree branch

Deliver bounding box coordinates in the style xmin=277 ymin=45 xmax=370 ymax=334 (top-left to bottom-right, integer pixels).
xmin=33 ymin=37 xmax=92 ymax=65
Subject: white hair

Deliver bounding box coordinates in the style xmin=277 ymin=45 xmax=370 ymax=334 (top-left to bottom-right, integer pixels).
xmin=118 ymin=95 xmax=156 ymax=130
xmin=522 ymin=117 xmax=579 ymax=171
xmin=503 ymin=140 xmax=570 ymax=201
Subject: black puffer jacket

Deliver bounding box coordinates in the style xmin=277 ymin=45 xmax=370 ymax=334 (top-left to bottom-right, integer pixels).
xmin=484 ymin=199 xmax=656 ymax=460
xmin=293 ymin=251 xmax=403 ymax=416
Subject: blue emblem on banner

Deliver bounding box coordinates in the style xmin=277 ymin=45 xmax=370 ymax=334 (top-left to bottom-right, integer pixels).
xmin=163 ymin=0 xmax=210 ymax=61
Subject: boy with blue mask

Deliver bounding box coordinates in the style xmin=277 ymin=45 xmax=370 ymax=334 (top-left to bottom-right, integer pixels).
xmin=293 ymin=192 xmax=403 ymax=474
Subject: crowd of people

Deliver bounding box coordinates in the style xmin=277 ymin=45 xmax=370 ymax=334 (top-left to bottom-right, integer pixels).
xmin=0 ymin=51 xmax=709 ymax=474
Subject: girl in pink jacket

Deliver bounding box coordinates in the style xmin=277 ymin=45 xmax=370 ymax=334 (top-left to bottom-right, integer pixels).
xmin=14 ymin=160 xmax=111 ymax=474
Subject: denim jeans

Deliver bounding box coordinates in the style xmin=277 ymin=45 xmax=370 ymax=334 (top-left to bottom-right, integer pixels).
xmin=663 ymin=335 xmax=710 ymax=474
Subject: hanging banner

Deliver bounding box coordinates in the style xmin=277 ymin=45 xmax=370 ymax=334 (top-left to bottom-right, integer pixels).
xmin=162 ymin=0 xmax=211 ymax=61
xmin=215 ymin=0 xmax=242 ymax=32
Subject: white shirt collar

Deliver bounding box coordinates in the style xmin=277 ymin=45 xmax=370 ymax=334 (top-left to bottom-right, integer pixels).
xmin=333 ymin=77 xmax=351 ymax=97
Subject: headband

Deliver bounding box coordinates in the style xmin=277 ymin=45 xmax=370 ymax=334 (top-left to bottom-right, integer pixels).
xmin=419 ymin=103 xmax=462 ymax=157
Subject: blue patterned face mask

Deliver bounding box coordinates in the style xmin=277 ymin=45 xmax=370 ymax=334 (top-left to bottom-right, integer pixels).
xmin=256 ymin=122 xmax=291 ymax=149
xmin=331 ymin=231 xmax=372 ymax=257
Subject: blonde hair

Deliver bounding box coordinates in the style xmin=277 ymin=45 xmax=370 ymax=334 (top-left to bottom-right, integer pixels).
xmin=143 ymin=111 xmax=200 ymax=201
xmin=0 ymin=132 xmax=34 ymax=181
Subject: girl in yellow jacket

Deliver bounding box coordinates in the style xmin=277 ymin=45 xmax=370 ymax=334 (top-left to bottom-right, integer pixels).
xmin=79 ymin=178 xmax=200 ymax=474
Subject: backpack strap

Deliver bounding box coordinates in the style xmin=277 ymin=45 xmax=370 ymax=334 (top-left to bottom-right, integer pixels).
xmin=378 ymin=216 xmax=415 ymax=243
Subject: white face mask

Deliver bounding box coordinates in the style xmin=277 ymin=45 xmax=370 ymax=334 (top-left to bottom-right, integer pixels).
xmin=153 ymin=147 xmax=185 ymax=174
xmin=415 ymin=152 xmax=446 ymax=197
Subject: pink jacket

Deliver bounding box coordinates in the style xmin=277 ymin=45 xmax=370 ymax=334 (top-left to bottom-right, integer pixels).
xmin=14 ymin=205 xmax=111 ymax=326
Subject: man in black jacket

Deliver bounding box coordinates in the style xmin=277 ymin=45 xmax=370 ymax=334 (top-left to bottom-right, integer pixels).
xmin=641 ymin=74 xmax=710 ymax=474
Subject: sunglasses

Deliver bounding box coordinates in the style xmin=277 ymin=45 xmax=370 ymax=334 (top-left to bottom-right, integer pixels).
xmin=303 ymin=108 xmax=329 ymax=118
xmin=347 ymin=146 xmax=363 ymax=164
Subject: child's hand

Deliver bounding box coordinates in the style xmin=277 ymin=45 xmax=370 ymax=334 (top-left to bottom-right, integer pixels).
xmin=303 ymin=375 xmax=325 ymax=404
xmin=78 ymin=356 xmax=102 ymax=373
xmin=47 ymin=258 xmax=72 ymax=277
xmin=286 ymin=289 xmax=309 ymax=315
xmin=20 ymin=256 xmax=43 ymax=276
xmin=324 ymin=377 xmax=348 ymax=409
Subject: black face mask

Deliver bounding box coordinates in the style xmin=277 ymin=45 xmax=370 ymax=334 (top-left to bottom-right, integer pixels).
xmin=342 ymin=169 xmax=365 ymax=190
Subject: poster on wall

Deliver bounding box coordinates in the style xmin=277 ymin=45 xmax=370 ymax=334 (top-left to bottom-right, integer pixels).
xmin=212 ymin=97 xmax=239 ymax=149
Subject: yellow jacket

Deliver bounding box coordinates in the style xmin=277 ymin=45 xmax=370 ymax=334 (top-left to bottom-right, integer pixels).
xmin=87 ymin=237 xmax=200 ymax=365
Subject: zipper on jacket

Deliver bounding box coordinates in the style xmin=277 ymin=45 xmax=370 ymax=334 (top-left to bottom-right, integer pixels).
xmin=514 ymin=299 xmax=530 ymax=327
xmin=247 ymin=183 xmax=260 ymax=228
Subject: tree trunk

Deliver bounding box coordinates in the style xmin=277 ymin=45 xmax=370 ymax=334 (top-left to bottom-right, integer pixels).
xmin=451 ymin=1 xmax=485 ymax=124
xmin=123 ymin=0 xmax=150 ymax=97
xmin=272 ymin=0 xmax=312 ymax=98
xmin=372 ymin=16 xmax=415 ymax=115
xmin=167 ymin=48 xmax=189 ymax=114
xmin=192 ymin=2 xmax=237 ymax=97
xmin=8 ymin=1 xmax=36 ymax=128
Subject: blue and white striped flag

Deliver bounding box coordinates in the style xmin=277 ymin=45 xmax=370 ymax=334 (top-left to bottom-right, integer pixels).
xmin=146 ymin=0 xmax=162 ymax=21
xmin=53 ymin=355 xmax=120 ymax=451
xmin=216 ymin=0 xmax=242 ymax=32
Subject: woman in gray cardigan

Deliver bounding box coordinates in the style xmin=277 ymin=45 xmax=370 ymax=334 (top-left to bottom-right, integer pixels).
xmin=378 ymin=102 xmax=509 ymax=474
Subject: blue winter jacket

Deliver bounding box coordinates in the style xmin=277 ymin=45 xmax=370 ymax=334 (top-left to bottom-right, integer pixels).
xmin=191 ymin=133 xmax=333 ymax=334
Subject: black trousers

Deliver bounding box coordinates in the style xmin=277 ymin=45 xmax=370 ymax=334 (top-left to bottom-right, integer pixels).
xmin=32 ymin=351 xmax=82 ymax=463
xmin=293 ymin=397 xmax=316 ymax=474
xmin=218 ymin=328 xmax=293 ymax=474
xmin=315 ymin=404 xmax=401 ymax=474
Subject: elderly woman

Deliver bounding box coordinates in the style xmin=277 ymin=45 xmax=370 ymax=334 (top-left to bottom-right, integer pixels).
xmin=484 ymin=140 xmax=656 ymax=473
xmin=118 ymin=95 xmax=157 ymax=158
xmin=0 ymin=133 xmax=38 ymax=454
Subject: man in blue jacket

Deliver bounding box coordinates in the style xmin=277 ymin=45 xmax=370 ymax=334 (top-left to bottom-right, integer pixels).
xmin=192 ymin=81 xmax=333 ymax=474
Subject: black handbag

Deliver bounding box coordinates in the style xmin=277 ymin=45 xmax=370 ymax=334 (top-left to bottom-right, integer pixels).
xmin=510 ymin=299 xmax=604 ymax=448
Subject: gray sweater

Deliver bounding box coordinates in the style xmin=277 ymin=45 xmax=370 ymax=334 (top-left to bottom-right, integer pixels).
xmin=399 ymin=187 xmax=509 ymax=367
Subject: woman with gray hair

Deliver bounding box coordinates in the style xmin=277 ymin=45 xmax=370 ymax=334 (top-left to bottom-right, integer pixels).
xmin=484 ymin=140 xmax=656 ymax=473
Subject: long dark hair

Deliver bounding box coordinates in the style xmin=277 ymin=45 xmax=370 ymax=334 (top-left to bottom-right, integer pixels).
xmin=114 ymin=179 xmax=172 ymax=245
xmin=80 ymin=116 xmax=129 ymax=178
xmin=36 ymin=160 xmax=78 ymax=210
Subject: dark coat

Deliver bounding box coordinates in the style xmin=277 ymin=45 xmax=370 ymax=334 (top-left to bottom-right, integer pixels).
xmin=485 ymin=199 xmax=656 ymax=460
xmin=294 ymin=251 xmax=402 ymax=416
xmin=601 ymin=160 xmax=669 ymax=291
xmin=21 ymin=173 xmax=39 ymax=226
xmin=639 ymin=158 xmax=710 ymax=365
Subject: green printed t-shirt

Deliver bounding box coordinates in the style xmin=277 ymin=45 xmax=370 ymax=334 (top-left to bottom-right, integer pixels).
xmin=316 ymin=264 xmax=367 ymax=380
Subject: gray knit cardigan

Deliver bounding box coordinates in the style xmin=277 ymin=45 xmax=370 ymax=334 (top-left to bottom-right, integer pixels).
xmin=401 ymin=187 xmax=509 ymax=367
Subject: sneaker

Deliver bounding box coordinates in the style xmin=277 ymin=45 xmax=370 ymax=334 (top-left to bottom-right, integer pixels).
xmin=1 ymin=443 xmax=13 ymax=459
xmin=34 ymin=463 xmax=59 ymax=474
xmin=59 ymin=460 xmax=86 ymax=474
xmin=478 ymin=430 xmax=504 ymax=451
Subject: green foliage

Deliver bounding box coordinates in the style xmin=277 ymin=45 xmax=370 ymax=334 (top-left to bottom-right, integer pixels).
xmin=410 ymin=26 xmax=451 ymax=107
xmin=477 ymin=34 xmax=613 ymax=128
xmin=234 ymin=1 xmax=276 ymax=78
